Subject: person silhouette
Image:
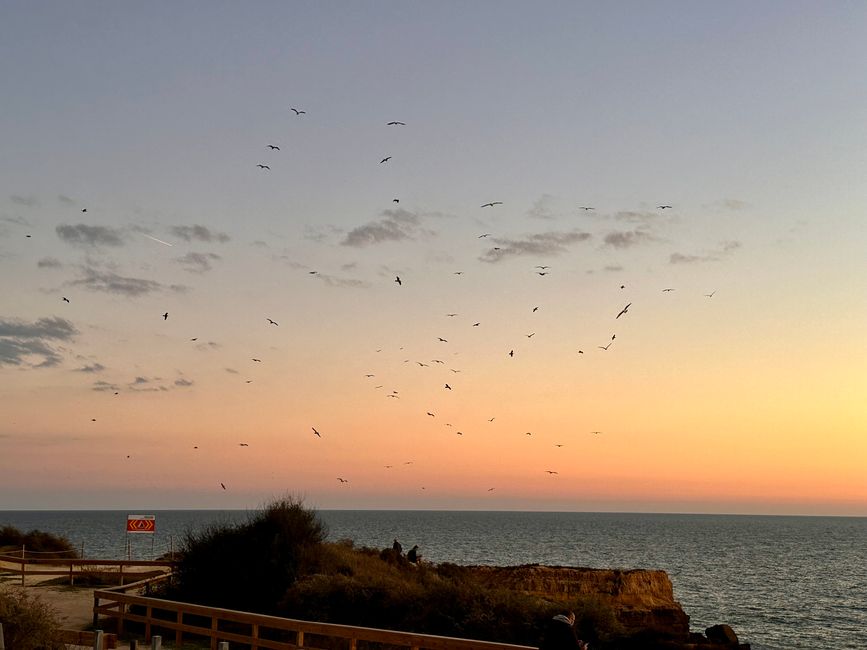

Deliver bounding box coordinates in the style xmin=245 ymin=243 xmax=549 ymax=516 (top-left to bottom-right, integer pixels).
xmin=393 ymin=538 xmax=403 ymax=555
xmin=407 ymin=544 xmax=419 ymax=563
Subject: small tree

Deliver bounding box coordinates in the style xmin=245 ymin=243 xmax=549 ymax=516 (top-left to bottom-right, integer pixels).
xmin=0 ymin=586 xmax=65 ymax=650
xmin=172 ymin=496 xmax=326 ymax=613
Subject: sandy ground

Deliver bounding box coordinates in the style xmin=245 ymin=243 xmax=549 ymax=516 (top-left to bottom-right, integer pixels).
xmin=1 ymin=568 xmax=162 ymax=649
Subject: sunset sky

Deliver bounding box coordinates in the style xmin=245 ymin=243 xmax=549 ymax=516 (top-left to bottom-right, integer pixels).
xmin=1 ymin=2 xmax=865 ymax=514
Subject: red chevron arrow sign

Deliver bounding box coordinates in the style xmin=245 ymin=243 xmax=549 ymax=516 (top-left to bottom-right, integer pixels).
xmin=126 ymin=514 xmax=156 ymax=533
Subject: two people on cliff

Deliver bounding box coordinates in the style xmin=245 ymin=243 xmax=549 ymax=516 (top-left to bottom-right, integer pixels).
xmin=392 ymin=538 xmax=420 ymax=564
xmin=540 ymin=611 xmax=589 ymax=650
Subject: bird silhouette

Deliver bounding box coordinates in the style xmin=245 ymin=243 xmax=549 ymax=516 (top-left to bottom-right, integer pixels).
xmin=478 ymin=233 xmax=492 ymax=238
xmin=481 ymin=202 xmax=503 ymax=208
xmin=536 ymin=266 xmax=550 ymax=270
xmin=532 ymin=306 xmax=539 ymax=312
xmin=488 ymin=417 xmax=495 ymax=422
xmin=239 ymin=443 xmax=249 ymax=447
xmin=266 ymin=145 xmax=280 ymax=150
xmin=657 ymin=205 xmax=672 ymax=209
xmin=526 ymin=333 xmax=535 ymax=338
xmin=290 ymin=107 xmax=305 ymax=115
xmin=444 ymin=383 xmax=452 ymax=390
xmin=437 ymin=337 xmax=448 ymax=342
xmin=256 ymin=164 xmax=271 ymax=170
xmin=337 ymin=477 xmax=349 ymax=483
xmin=509 ymin=350 xmax=514 ymax=357
xmin=705 ymin=290 xmax=716 ymax=298
xmin=545 ymin=470 xmax=558 ymax=474
xmin=266 ymin=318 xmax=278 ymax=326
xmin=427 ymin=412 xmax=435 ymax=417
xmin=393 ymin=198 xmax=399 ymax=203
xmin=387 ymin=121 xmax=406 ymax=126
xmin=662 ymin=288 xmax=674 ymax=292
xmin=252 ymin=358 xmax=262 ymax=362
xmin=578 ymin=206 xmax=594 ymax=211
xmin=220 ymin=483 xmax=226 ymax=490
xmin=598 ymin=343 xmax=612 ymax=351
xmin=616 ymin=303 xmax=631 ymax=319
xmin=62 ymin=297 xmax=70 ymax=303
xmin=162 ymin=312 xmax=168 ymax=320
xmin=473 ymin=322 xmax=480 ymax=327
xmin=380 ymin=156 xmax=392 ymax=164
xmin=591 ymin=431 xmax=602 ymax=435
xmin=394 ymin=276 xmax=402 ymax=285
xmin=536 ymin=272 xmax=548 ymax=276
xmin=312 ymin=427 xmax=321 ymax=437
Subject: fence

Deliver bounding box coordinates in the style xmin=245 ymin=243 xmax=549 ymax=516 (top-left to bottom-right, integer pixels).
xmin=93 ymin=575 xmax=537 ymax=650
xmin=0 ymin=552 xmax=173 ymax=586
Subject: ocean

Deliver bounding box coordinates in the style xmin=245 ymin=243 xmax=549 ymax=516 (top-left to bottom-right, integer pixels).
xmin=1 ymin=510 xmax=864 ymax=649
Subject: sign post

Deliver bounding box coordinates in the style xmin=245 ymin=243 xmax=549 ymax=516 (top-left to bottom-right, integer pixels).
xmin=126 ymin=515 xmax=156 ymax=560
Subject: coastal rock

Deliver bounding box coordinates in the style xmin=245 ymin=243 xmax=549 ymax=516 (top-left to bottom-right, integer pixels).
xmin=705 ymin=624 xmax=739 ymax=645
xmin=466 ymin=564 xmax=691 ymax=642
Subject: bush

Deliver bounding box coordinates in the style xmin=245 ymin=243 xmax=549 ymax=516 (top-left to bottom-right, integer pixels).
xmin=170 ymin=496 xmax=326 ymax=613
xmin=0 ymin=525 xmax=78 ymax=559
xmin=0 ymin=586 xmax=65 ymax=650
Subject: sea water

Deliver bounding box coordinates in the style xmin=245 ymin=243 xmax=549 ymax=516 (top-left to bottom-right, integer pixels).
xmin=1 ymin=510 xmax=864 ymax=649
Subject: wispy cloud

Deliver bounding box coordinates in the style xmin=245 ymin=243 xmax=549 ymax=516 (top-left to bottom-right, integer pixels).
xmin=526 ymin=194 xmax=557 ymax=220
xmin=74 ymin=362 xmax=105 ymax=373
xmin=0 ymin=316 xmax=78 ymax=368
xmin=176 ymin=252 xmax=221 ymax=273
xmin=171 ymin=225 xmax=230 ymax=243
xmin=341 ymin=209 xmax=427 ymax=247
xmin=195 ymin=341 xmax=221 ymax=352
xmin=669 ymin=240 xmax=742 ymax=264
xmin=603 ymin=229 xmax=658 ymax=249
xmin=92 ymin=380 xmax=120 ymax=392
xmin=56 ymin=224 xmax=124 ymax=248
xmin=311 ymin=273 xmax=369 ymax=289
xmin=10 ymin=195 xmax=39 ymax=207
xmin=67 ymin=266 xmax=180 ymax=297
xmin=174 ymin=378 xmax=194 ymax=387
xmin=37 ymin=257 xmax=63 ymax=269
xmin=479 ymin=230 xmax=592 ymax=263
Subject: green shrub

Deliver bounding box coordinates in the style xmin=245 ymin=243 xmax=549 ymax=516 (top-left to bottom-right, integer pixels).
xmin=170 ymin=496 xmax=326 ymax=613
xmin=0 ymin=586 xmax=65 ymax=650
xmin=0 ymin=525 xmax=78 ymax=559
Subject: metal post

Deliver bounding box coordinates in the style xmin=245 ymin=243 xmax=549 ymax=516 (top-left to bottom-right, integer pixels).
xmin=218 ymin=643 xmax=229 ymax=650
xmin=151 ymin=635 xmax=162 ymax=649
xmin=92 ymin=629 xmax=104 ymax=650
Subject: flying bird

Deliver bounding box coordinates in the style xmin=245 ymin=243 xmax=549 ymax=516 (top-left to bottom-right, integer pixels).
xmin=478 ymin=233 xmax=492 ymax=238
xmin=312 ymin=428 xmax=321 ymax=437
xmin=578 ymin=206 xmax=594 ymax=211
xmin=220 ymin=483 xmax=226 ymax=490
xmin=266 ymin=318 xmax=278 ymax=326
xmin=290 ymin=107 xmax=305 ymax=115
xmin=536 ymin=272 xmax=548 ymax=276
xmin=662 ymin=288 xmax=674 ymax=292
xmin=387 ymin=121 xmax=406 ymax=126
xmin=598 ymin=343 xmax=612 ymax=351
xmin=615 ymin=303 xmax=631 ymax=319
xmin=380 ymin=156 xmax=392 ymax=164
xmin=266 ymin=145 xmax=280 ymax=150
xmin=545 ymin=470 xmax=558 ymax=475
xmin=394 ymin=276 xmax=402 ymax=285
xmin=162 ymin=312 xmax=169 ymax=320
xmin=81 ymin=208 xmax=87 ymax=213
xmin=239 ymin=443 xmax=249 ymax=447
xmin=536 ymin=266 xmax=550 ymax=270
xmin=393 ymin=198 xmax=399 ymax=203
xmin=481 ymin=202 xmax=503 ymax=208
xmin=256 ymin=164 xmax=271 ymax=170
xmin=591 ymin=431 xmax=602 ymax=435
xmin=62 ymin=297 xmax=70 ymax=303
xmin=427 ymin=412 xmax=435 ymax=417
xmin=444 ymin=383 xmax=452 ymax=390
xmin=437 ymin=337 xmax=448 ymax=342
xmin=657 ymin=205 xmax=672 ymax=209
xmin=705 ymin=290 xmax=716 ymax=298
xmin=532 ymin=306 xmax=539 ymax=312
xmin=337 ymin=477 xmax=349 ymax=483
xmin=473 ymin=322 xmax=480 ymax=327
xmin=509 ymin=350 xmax=514 ymax=357
xmin=252 ymin=358 xmax=262 ymax=362
xmin=526 ymin=333 xmax=535 ymax=338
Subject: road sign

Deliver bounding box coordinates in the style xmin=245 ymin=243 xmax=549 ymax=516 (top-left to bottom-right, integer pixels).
xmin=126 ymin=514 xmax=156 ymax=534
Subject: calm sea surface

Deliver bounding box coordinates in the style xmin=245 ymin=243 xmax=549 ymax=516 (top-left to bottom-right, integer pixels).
xmin=1 ymin=510 xmax=864 ymax=649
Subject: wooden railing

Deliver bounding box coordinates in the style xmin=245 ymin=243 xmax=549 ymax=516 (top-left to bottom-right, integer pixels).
xmin=0 ymin=552 xmax=173 ymax=586
xmin=94 ymin=575 xmax=537 ymax=650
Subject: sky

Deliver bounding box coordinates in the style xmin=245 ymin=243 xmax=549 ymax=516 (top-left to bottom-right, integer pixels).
xmin=1 ymin=1 xmax=865 ymax=514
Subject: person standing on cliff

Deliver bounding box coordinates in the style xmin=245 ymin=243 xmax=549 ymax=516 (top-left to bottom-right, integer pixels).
xmin=392 ymin=538 xmax=402 ymax=555
xmin=407 ymin=544 xmax=419 ymax=563
xmin=539 ymin=611 xmax=589 ymax=650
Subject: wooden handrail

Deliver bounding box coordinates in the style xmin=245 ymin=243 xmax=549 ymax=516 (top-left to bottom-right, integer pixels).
xmin=93 ymin=575 xmax=536 ymax=650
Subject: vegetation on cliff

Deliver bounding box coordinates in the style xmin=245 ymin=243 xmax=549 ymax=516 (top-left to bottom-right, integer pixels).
xmin=166 ymin=497 xmax=623 ymax=647
xmin=0 ymin=525 xmax=78 ymax=559
xmin=0 ymin=586 xmax=65 ymax=650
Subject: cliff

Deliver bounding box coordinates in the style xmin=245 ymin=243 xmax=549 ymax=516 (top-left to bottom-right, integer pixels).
xmin=465 ymin=565 xmax=748 ymax=649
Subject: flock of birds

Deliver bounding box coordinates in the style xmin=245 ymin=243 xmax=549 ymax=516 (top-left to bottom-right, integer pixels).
xmin=18 ymin=104 xmax=722 ymax=499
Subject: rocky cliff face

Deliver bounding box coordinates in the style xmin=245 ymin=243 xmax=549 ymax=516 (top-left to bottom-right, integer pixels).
xmin=465 ymin=565 xmax=748 ymax=649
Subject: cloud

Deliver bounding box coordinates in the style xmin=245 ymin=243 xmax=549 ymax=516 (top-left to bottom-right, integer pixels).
xmin=174 ymin=378 xmax=194 ymax=387
xmin=195 ymin=341 xmax=221 ymax=352
xmin=341 ymin=209 xmax=425 ymax=247
xmin=92 ymin=380 xmax=119 ymax=392
xmin=669 ymin=240 xmax=742 ymax=264
xmin=526 ymin=194 xmax=557 ymax=220
xmin=603 ymin=230 xmax=657 ymax=249
xmin=479 ymin=230 xmax=592 ymax=262
xmin=171 ymin=225 xmax=230 ymax=243
xmin=612 ymin=210 xmax=666 ymax=224
xmin=176 ymin=252 xmax=221 ymax=273
xmin=74 ymin=363 xmax=105 ymax=373
xmin=56 ymin=224 xmax=124 ymax=248
xmin=0 ymin=316 xmax=78 ymax=368
xmin=10 ymin=195 xmax=38 ymax=207
xmin=67 ymin=267 xmax=166 ymax=297
xmin=311 ymin=273 xmax=369 ymax=289
xmin=37 ymin=257 xmax=63 ymax=269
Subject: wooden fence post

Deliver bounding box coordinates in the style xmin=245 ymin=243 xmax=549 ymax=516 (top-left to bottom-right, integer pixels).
xmin=130 ymin=641 xmax=138 ymax=650
xmin=0 ymin=621 xmax=5 ymax=650
xmin=92 ymin=629 xmax=104 ymax=650
xmin=92 ymin=592 xmax=100 ymax=629
xmin=151 ymin=635 xmax=162 ymax=650
xmin=218 ymin=643 xmax=229 ymax=650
